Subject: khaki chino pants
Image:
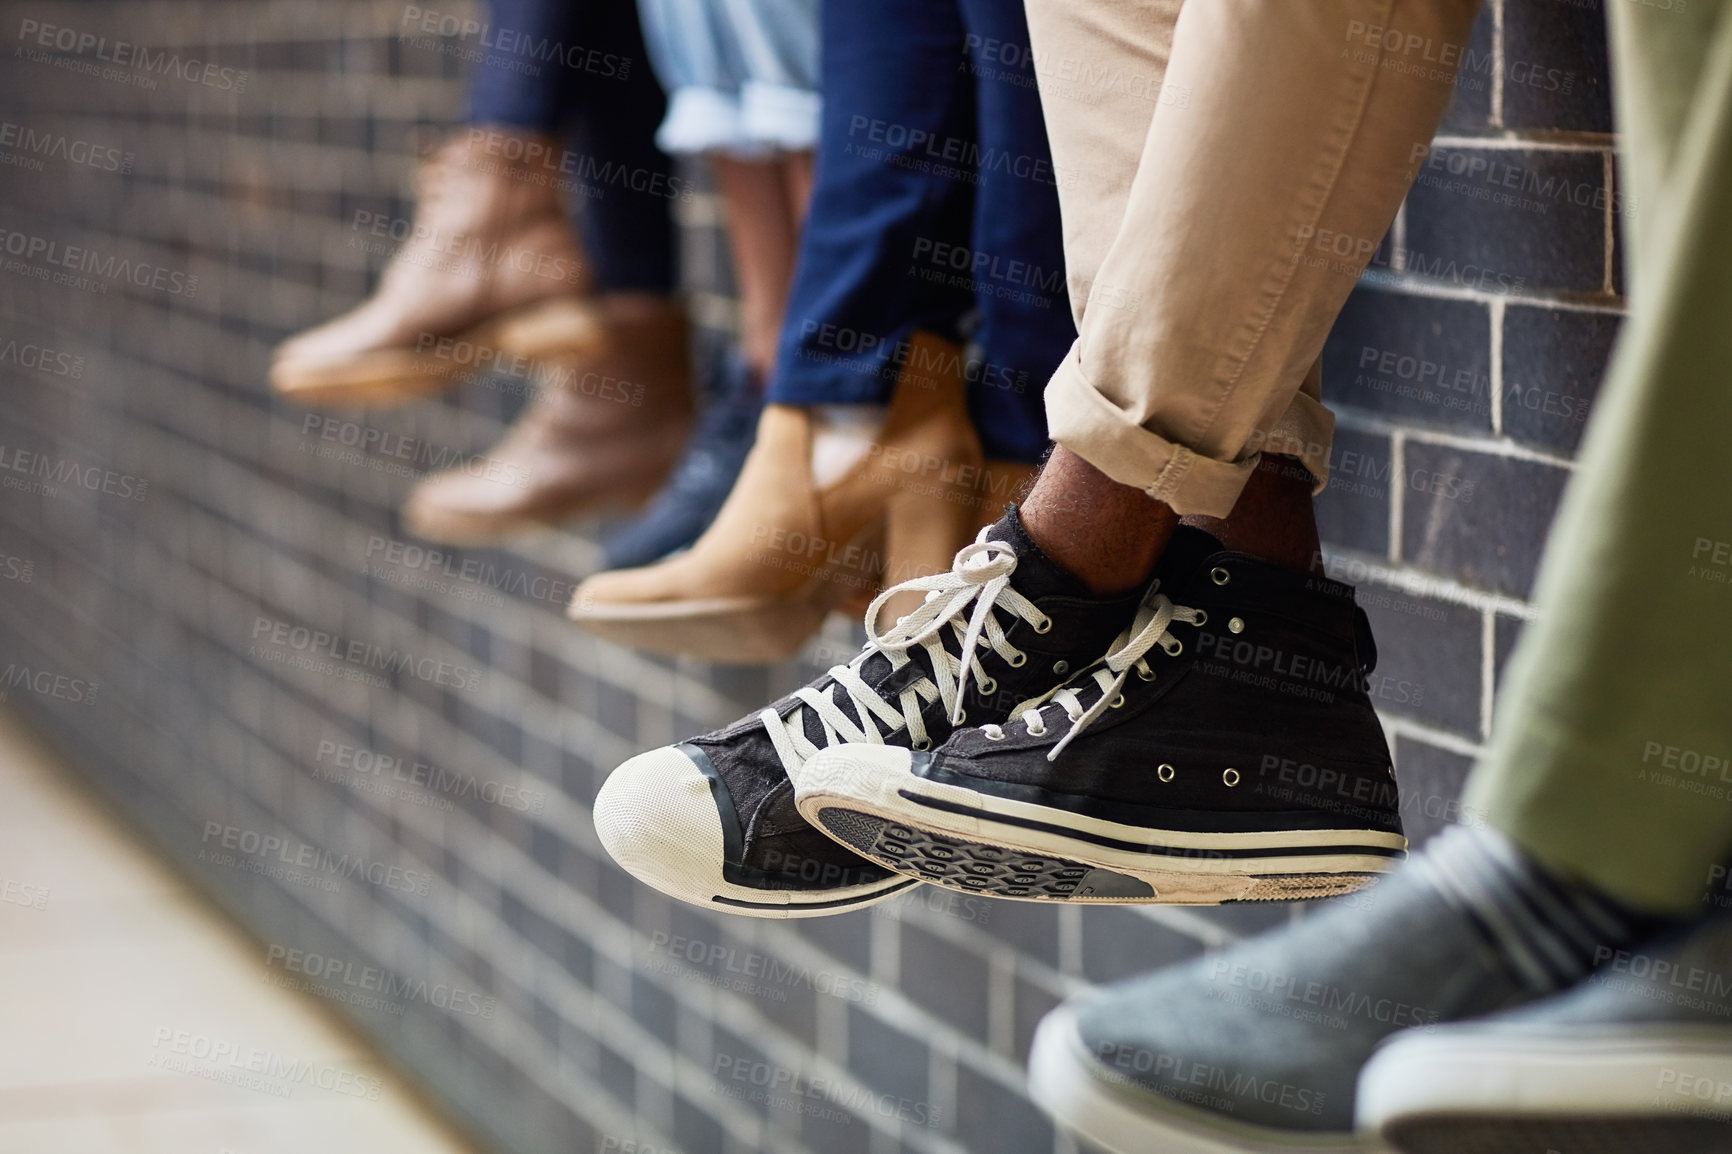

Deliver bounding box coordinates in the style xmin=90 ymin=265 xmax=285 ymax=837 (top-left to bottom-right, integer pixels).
xmin=1025 ymin=0 xmax=1480 ymax=516
xmin=1030 ymin=0 xmax=1732 ymax=915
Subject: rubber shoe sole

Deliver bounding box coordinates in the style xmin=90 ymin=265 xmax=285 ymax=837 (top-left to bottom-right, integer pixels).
xmin=795 ymin=746 xmax=1405 ymax=904
xmin=568 ymin=519 xmax=883 ymax=664
xmin=400 ymin=474 xmax=660 ymax=547
xmin=1358 ymin=1026 xmax=1732 ymax=1154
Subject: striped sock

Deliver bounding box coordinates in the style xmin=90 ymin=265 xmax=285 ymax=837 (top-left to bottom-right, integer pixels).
xmin=1413 ymin=825 xmax=1653 ymax=994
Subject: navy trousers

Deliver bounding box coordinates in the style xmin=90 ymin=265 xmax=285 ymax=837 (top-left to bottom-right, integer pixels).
xmin=466 ymin=0 xmax=677 ymax=296
xmin=770 ymin=0 xmax=1072 ymax=463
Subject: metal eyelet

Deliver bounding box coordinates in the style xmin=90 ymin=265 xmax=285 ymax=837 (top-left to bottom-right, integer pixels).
xmin=1192 ymin=610 xmax=1208 ymax=627
xmin=1032 ymin=616 xmax=1054 ymax=634
xmin=977 ymin=677 xmax=998 ymax=695
xmin=1052 ymin=660 xmax=1069 ymax=676
xmin=1211 ymin=567 xmax=1231 ymax=586
xmin=983 ymin=725 xmax=1006 ymax=742
xmin=913 ymin=738 xmax=931 ymax=751
xmin=1006 ymin=652 xmax=1027 ymax=667
xmin=1026 ymin=720 xmax=1048 ymax=737
xmin=1228 ymin=617 xmax=1246 ymax=634
xmin=1157 ymin=763 xmax=1176 ymax=783
xmin=1222 ymin=767 xmax=1240 ymax=787
xmin=1136 ymin=666 xmax=1156 ymax=681
xmin=1110 ymin=694 xmax=1126 ymax=709
xmin=1168 ymin=639 xmax=1183 ymax=655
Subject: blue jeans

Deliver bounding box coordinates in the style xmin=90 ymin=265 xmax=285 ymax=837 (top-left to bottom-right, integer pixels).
xmin=769 ymin=0 xmax=1071 ymax=463
xmin=636 ymin=0 xmax=819 ymax=156
xmin=465 ymin=0 xmax=676 ymax=296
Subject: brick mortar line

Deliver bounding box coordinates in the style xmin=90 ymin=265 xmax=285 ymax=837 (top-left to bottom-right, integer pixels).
xmin=1331 ymin=406 xmax=1580 ymax=469
xmin=1389 ymin=714 xmax=1487 ymax=762
xmin=1480 ymin=608 xmax=1498 ymax=742
xmin=1489 ymin=0 xmax=1505 ymax=129
xmin=1319 ymin=544 xmax=1539 ymax=620
xmin=1357 ymin=268 xmax=1624 ymax=313
xmin=1389 ymin=431 xmax=1406 ymax=565
xmin=1488 ymin=295 xmax=1506 ymax=436
xmin=1427 ymin=133 xmax=1617 ymax=151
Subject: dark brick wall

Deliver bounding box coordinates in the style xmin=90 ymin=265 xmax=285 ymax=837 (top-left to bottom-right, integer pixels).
xmin=0 ymin=2 xmax=1621 ymax=1153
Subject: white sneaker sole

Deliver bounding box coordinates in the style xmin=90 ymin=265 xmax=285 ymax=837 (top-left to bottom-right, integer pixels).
xmin=1029 ymin=1003 xmax=1374 ymax=1154
xmin=1357 ymin=1024 xmax=1732 ymax=1153
xmin=794 ymin=746 xmax=1405 ymax=904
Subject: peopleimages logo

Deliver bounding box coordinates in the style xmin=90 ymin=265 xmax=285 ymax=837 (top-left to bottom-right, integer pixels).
xmin=16 ymin=19 xmax=249 ymax=91
xmin=265 ymin=945 xmax=497 ymax=1018
xmin=648 ymin=931 xmax=878 ymax=1005
xmin=0 ymin=336 xmax=83 ymax=378
xmin=0 ymin=443 xmax=147 ymax=500
xmin=200 ymin=822 xmax=432 ymax=896
xmin=314 ymin=738 xmax=548 ymax=814
xmin=712 ymin=1055 xmax=941 ymax=1127
xmin=348 ymin=208 xmax=584 ymax=286
xmin=250 ymin=615 xmax=485 ymax=691
xmin=148 ymin=1028 xmax=382 ymax=1100
xmin=0 ymin=663 xmax=97 ymax=705
xmin=1 ymin=877 xmax=49 ymax=910
xmin=0 ymin=121 xmax=131 ymax=173
xmin=0 ymin=228 xmax=197 ymax=297
xmin=459 ymin=126 xmax=691 ymax=199
xmin=1093 ymin=1043 xmax=1327 ymax=1118
xmin=401 ymin=6 xmax=633 ymax=79
xmin=300 ymin=414 xmax=531 ymax=488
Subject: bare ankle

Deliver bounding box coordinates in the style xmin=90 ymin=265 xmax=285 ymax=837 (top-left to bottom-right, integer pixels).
xmin=1182 ymin=454 xmax=1325 ymax=576
xmin=1019 ymin=447 xmax=1179 ymax=596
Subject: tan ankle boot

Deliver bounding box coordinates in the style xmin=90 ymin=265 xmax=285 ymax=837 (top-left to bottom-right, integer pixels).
xmin=400 ymin=298 xmax=693 ymax=544
xmin=272 ymin=128 xmax=604 ymax=407
xmin=567 ymin=332 xmax=998 ymax=663
xmin=829 ymin=456 xmax=1037 ymax=621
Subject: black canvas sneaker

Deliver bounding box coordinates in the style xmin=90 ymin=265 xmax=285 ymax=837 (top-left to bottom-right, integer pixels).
xmin=592 ymin=511 xmax=1143 ymax=917
xmin=794 ymin=528 xmax=1407 ymax=904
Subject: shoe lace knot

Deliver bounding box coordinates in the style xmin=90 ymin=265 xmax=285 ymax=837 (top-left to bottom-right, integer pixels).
xmin=759 ymin=531 xmax=1049 ymax=776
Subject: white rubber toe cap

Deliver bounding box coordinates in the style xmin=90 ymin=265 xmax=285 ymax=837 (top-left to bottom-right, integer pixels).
xmin=594 ymin=744 xmax=918 ymax=919
xmin=594 ymin=745 xmax=728 ymax=909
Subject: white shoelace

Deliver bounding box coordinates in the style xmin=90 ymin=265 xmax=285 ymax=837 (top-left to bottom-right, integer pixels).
xmin=981 ymin=585 xmax=1204 ymax=762
xmin=760 ymin=532 xmax=1050 ymax=778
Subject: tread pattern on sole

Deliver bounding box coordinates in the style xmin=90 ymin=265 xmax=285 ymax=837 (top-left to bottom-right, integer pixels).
xmin=818 ymin=808 xmax=1154 ymax=900
xmin=1385 ymin=1115 xmax=1732 ymax=1154
xmin=815 ymin=808 xmax=1380 ymax=904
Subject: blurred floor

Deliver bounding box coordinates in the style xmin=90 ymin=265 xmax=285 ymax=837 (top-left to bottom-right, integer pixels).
xmin=0 ymin=709 xmax=482 ymax=1154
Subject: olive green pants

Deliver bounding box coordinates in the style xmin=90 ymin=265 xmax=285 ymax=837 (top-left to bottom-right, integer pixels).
xmin=1465 ymin=0 xmax=1732 ymax=915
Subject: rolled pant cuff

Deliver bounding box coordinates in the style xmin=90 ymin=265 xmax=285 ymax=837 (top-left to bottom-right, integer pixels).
xmin=1046 ymin=347 xmax=1334 ymax=517
xmin=1247 ymin=386 xmax=1336 ymax=498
